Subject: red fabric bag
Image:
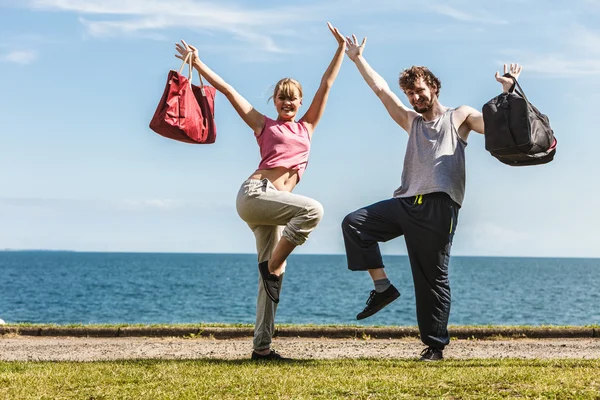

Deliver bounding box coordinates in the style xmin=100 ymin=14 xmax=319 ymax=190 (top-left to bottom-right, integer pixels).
xmin=149 ymin=54 xmax=217 ymax=144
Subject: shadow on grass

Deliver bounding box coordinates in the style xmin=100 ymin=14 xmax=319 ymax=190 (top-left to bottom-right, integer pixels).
xmin=26 ymin=358 xmax=593 ymax=368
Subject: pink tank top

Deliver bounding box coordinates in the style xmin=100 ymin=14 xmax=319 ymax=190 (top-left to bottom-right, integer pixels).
xmin=255 ymin=116 xmax=311 ymax=181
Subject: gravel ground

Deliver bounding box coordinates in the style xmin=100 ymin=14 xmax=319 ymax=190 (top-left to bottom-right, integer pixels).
xmin=1 ymin=336 xmax=600 ymax=361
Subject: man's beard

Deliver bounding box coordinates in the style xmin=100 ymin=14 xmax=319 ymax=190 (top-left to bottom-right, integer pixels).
xmin=412 ymin=98 xmax=434 ymax=113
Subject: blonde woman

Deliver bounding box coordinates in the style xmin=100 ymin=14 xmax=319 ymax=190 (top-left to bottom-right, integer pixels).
xmin=175 ymin=22 xmax=345 ymax=360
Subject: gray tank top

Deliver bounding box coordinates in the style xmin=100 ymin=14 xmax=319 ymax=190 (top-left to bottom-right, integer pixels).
xmin=393 ymin=108 xmax=467 ymax=206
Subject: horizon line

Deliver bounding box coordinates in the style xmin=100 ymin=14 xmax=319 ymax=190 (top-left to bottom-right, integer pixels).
xmin=0 ymin=249 xmax=598 ymax=260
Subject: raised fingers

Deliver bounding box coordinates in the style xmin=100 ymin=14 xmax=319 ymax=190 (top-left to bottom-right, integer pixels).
xmin=327 ymin=23 xmax=345 ymax=43
xmin=504 ymin=63 xmax=523 ymax=76
xmin=513 ymin=63 xmax=522 ymax=74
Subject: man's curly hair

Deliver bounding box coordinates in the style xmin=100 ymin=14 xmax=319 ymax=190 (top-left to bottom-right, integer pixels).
xmin=399 ymin=66 xmax=441 ymax=97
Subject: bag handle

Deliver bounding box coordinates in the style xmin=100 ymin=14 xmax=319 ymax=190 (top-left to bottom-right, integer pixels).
xmin=503 ymin=73 xmax=530 ymax=104
xmin=178 ymin=53 xmax=193 ymax=87
xmin=197 ymin=69 xmax=206 ymax=96
xmin=177 ymin=53 xmax=207 ymax=96
xmin=500 ymin=73 xmax=544 ymax=157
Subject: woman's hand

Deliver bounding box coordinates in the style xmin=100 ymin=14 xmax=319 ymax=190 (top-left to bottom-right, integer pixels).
xmin=327 ymin=22 xmax=346 ymax=48
xmin=175 ymin=39 xmax=199 ymax=64
xmin=345 ymin=34 xmax=366 ymax=62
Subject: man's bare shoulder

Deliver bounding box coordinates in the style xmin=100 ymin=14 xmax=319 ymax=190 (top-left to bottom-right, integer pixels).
xmin=452 ymin=105 xmax=484 ymax=138
xmin=453 ymin=105 xmax=481 ymax=124
xmin=453 ymin=105 xmax=478 ymax=116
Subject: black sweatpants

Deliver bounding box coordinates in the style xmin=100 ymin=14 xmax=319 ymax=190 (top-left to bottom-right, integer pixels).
xmin=341 ymin=192 xmax=459 ymax=350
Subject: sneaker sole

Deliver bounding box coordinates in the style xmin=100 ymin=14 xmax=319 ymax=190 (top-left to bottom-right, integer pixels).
xmin=419 ymin=357 xmax=443 ymax=362
xmin=261 ymin=280 xmax=280 ymax=303
xmin=356 ymin=291 xmax=400 ymax=320
xmin=251 ymin=353 xmax=288 ymax=361
xmin=258 ymin=262 xmax=280 ymax=303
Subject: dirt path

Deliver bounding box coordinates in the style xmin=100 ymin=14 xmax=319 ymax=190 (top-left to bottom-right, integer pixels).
xmin=2 ymin=336 xmax=600 ymax=361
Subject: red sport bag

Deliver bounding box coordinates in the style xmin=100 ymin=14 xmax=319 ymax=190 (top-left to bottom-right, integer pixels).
xmin=149 ymin=53 xmax=217 ymax=144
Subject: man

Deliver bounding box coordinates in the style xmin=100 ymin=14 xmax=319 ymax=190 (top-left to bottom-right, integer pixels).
xmin=340 ymin=33 xmax=521 ymax=361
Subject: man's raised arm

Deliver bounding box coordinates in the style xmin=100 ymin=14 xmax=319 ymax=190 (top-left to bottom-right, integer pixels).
xmin=344 ymin=34 xmax=419 ymax=134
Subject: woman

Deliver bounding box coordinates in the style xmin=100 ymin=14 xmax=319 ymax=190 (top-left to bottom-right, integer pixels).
xmin=175 ymin=22 xmax=345 ymax=360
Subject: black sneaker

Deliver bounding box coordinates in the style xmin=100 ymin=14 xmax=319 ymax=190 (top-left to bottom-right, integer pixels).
xmin=419 ymin=347 xmax=443 ymax=361
xmin=251 ymin=349 xmax=289 ymax=361
xmin=259 ymin=261 xmax=281 ymax=303
xmin=356 ymin=284 xmax=400 ymax=320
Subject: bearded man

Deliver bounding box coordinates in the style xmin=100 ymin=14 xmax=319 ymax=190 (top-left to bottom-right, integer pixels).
xmin=340 ymin=32 xmax=521 ymax=361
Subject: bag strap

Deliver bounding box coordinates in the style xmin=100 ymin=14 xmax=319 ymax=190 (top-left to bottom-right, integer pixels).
xmin=178 ymin=53 xmax=193 ymax=87
xmin=177 ymin=52 xmax=207 ymax=96
xmin=503 ymin=73 xmax=530 ymax=104
xmin=197 ymin=69 xmax=206 ymax=96
xmin=500 ymin=73 xmax=540 ymax=156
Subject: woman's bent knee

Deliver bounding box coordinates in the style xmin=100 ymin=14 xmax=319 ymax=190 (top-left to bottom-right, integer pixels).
xmin=282 ymin=200 xmax=324 ymax=246
xmin=306 ymin=200 xmax=324 ymax=227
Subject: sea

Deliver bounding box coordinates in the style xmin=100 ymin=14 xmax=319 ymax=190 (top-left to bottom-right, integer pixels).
xmin=0 ymin=251 xmax=599 ymax=326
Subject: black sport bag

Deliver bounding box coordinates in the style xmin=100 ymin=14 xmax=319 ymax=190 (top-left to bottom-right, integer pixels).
xmin=482 ymin=74 xmax=557 ymax=166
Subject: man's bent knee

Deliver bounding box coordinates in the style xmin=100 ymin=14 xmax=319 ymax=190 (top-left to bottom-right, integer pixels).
xmin=341 ymin=211 xmax=361 ymax=234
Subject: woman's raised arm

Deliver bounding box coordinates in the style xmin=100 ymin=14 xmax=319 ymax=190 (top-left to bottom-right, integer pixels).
xmin=176 ymin=40 xmax=264 ymax=134
xmin=300 ymin=23 xmax=346 ymax=136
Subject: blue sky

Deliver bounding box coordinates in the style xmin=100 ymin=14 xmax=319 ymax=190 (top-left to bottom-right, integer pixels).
xmin=0 ymin=0 xmax=599 ymax=257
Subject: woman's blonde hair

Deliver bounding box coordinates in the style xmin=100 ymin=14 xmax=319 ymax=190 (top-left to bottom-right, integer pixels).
xmin=269 ymin=78 xmax=303 ymax=102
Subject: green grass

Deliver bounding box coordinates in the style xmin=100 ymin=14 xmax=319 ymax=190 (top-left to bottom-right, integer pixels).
xmin=1 ymin=359 xmax=600 ymax=399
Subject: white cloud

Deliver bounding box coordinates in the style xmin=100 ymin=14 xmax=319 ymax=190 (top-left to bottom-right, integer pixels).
xmin=516 ymin=55 xmax=600 ymax=77
xmin=360 ymin=0 xmax=509 ymax=24
xmin=583 ymin=0 xmax=600 ymax=13
xmin=0 ymin=197 xmax=216 ymax=212
xmin=454 ymin=223 xmax=530 ymax=256
xmin=498 ymin=23 xmax=600 ymax=76
xmin=117 ymin=199 xmax=183 ymax=210
xmin=15 ymin=0 xmax=513 ymax=53
xmin=468 ymin=223 xmax=530 ymax=242
xmin=79 ymin=17 xmax=169 ymax=38
xmin=424 ymin=3 xmax=508 ymax=25
xmin=568 ymin=24 xmax=600 ymax=55
xmin=19 ymin=0 xmax=339 ymax=52
xmin=2 ymin=50 xmax=37 ymax=64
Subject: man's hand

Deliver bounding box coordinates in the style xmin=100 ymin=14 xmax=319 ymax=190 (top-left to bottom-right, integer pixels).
xmin=495 ymin=63 xmax=523 ymax=93
xmin=345 ymin=34 xmax=366 ymax=62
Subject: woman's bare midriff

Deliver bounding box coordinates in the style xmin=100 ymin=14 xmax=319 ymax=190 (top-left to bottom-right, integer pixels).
xmin=249 ymin=167 xmax=299 ymax=192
